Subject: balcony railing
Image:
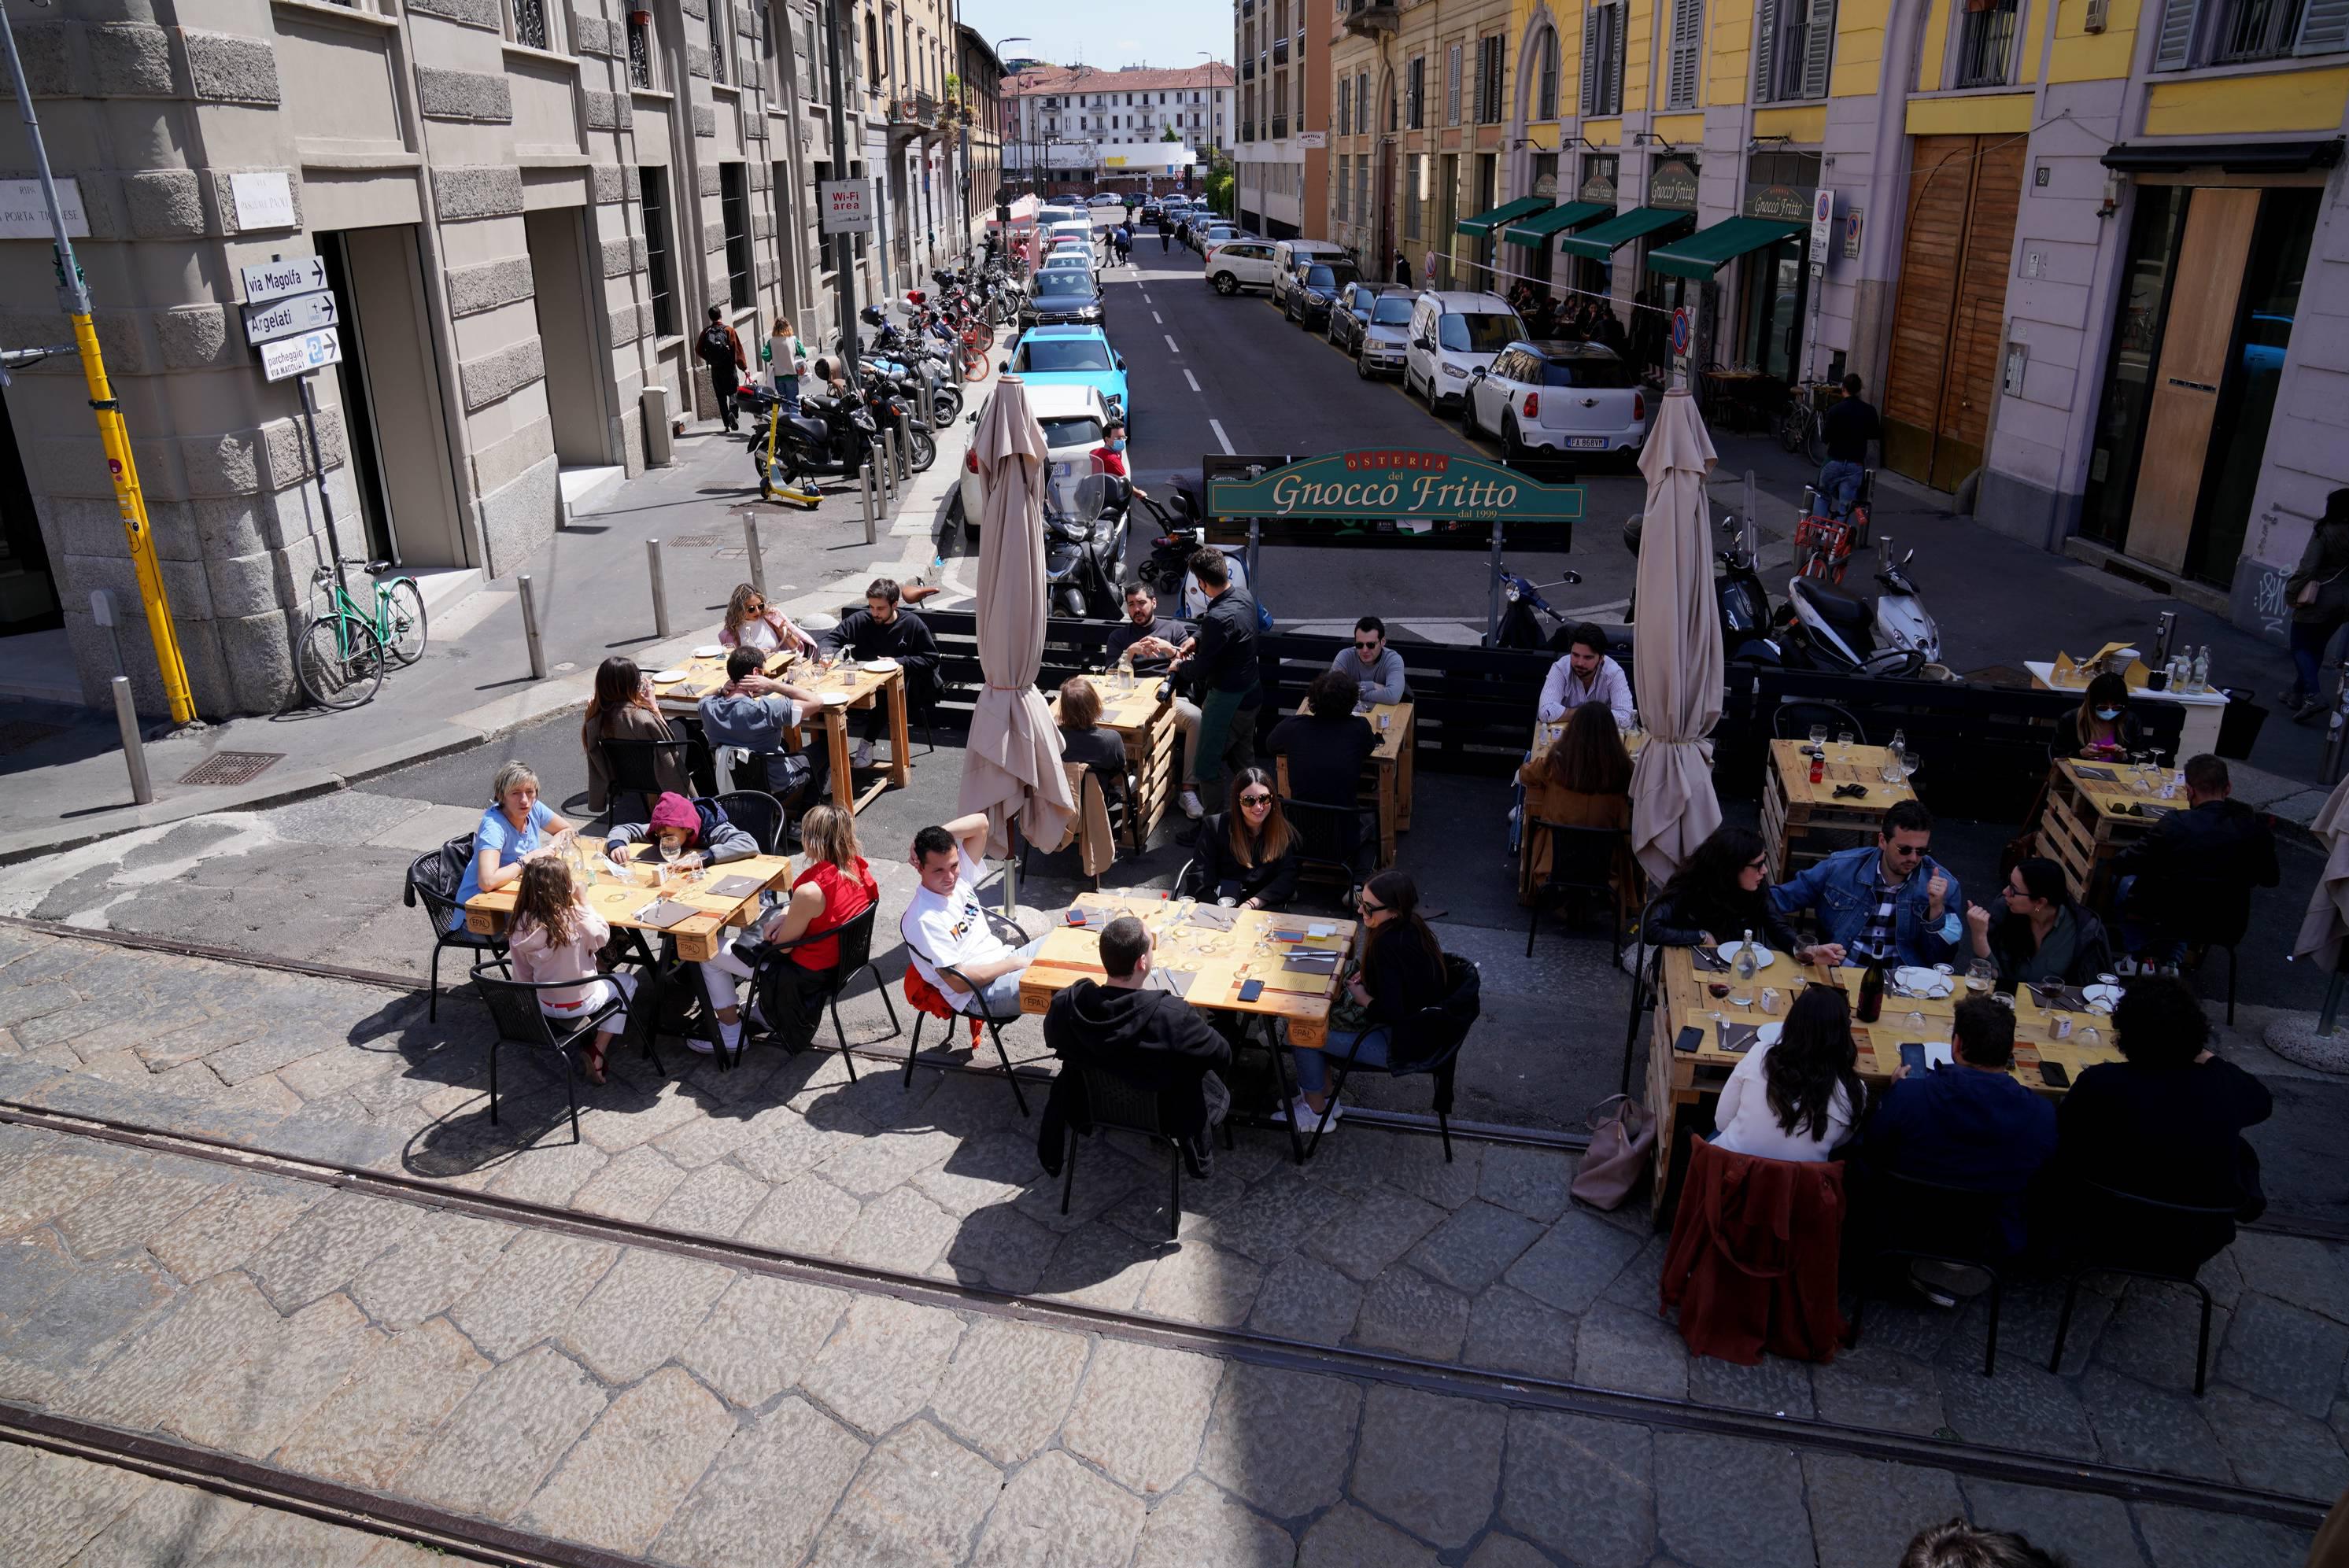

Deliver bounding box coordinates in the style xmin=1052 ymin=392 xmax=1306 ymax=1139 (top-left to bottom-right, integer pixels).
xmin=1242 ymin=119 xmax=1257 ymax=141
xmin=1343 ymin=0 xmax=1400 ymax=35
xmin=1952 ymin=0 xmax=2017 ymax=86
xmin=512 ymin=0 xmax=548 ymax=50
xmin=1272 ymin=36 xmax=1290 ymax=65
xmin=1271 ymin=113 xmax=1288 ymax=138
xmin=2212 ymin=0 xmax=2308 ymax=62
xmin=627 ymin=17 xmax=652 ymax=87
xmin=1242 ymin=58 xmax=1256 ymax=79
xmin=887 ymin=90 xmax=939 ymax=129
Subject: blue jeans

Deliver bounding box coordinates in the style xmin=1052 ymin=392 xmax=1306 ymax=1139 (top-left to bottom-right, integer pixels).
xmin=973 ymin=935 xmax=1047 ymax=1017
xmin=1818 ymin=460 xmax=1864 ymax=517
xmin=1292 ymin=1025 xmax=1391 ymax=1098
xmin=2289 ymin=618 xmax=2340 ymax=701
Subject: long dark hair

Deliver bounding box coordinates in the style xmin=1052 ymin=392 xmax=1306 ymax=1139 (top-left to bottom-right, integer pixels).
xmin=1659 ymin=825 xmax=1768 ymax=931
xmin=1224 ymin=767 xmax=1295 ymax=866
xmin=2011 ymin=856 xmax=2072 ymax=911
xmin=1363 ymin=869 xmax=1442 ymax=968
xmin=582 ymin=656 xmax=665 ymax=751
xmin=2075 ymin=671 xmax=2129 ymax=744
xmin=1764 ymin=984 xmax=1864 ymax=1142
xmin=1544 ymin=701 xmax=1633 ymax=793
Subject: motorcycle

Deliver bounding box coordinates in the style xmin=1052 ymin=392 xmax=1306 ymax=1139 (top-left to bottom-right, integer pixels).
xmin=1487 ymin=564 xmax=1588 ymax=651
xmin=1636 ymin=508 xmax=1936 ymax=676
xmin=1135 ymin=485 xmax=1273 ymax=626
xmin=1045 ymin=473 xmax=1131 ymax=619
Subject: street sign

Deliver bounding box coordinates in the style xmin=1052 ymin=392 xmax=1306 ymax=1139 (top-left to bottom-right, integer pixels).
xmin=1670 ymin=308 xmax=1690 ymax=356
xmin=242 ymin=288 xmax=338 ymax=346
xmin=240 ymin=256 xmax=327 ymax=306
xmin=819 ymin=179 xmax=873 ymax=234
xmin=1810 ymin=187 xmax=1835 ymax=254
xmin=0 ymin=177 xmax=88 ymax=239
xmin=258 ymin=327 xmax=342 ymax=382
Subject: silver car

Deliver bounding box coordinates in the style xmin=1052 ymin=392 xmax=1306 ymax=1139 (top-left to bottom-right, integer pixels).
xmin=1331 ymin=286 xmax=1416 ymax=379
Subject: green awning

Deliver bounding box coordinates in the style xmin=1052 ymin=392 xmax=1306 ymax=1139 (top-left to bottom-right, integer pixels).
xmin=1455 ymin=195 xmax=1552 ymax=238
xmin=1645 ymin=216 xmax=1806 ymax=280
xmin=1501 ymin=201 xmax=1615 ymax=247
xmin=1557 ymin=205 xmax=1696 ymax=261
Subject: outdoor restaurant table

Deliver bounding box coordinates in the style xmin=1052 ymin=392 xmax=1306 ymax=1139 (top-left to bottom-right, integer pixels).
xmin=2034 ymin=755 xmax=2185 ymax=905
xmin=2026 ymin=659 xmax=2225 ymax=760
xmin=1643 ymin=946 xmax=2123 ymax=1218
xmin=648 ymin=646 xmax=800 ymax=715
xmin=1760 ymin=737 xmax=1917 ymax=881
xmin=1277 ymin=699 xmax=1415 ymax=865
xmin=658 ymin=650 xmax=910 ymax=818
xmin=463 ymin=836 xmax=793 ymax=963
xmin=1049 ymin=678 xmax=1177 ymax=846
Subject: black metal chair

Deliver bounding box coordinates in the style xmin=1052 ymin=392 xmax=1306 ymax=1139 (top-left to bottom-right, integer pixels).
xmin=1298 ymin=954 xmax=1480 ymax=1162
xmin=1525 ymin=821 xmax=1634 ymax=964
xmin=1279 ymin=795 xmax=1373 ymax=911
xmin=1848 ymin=1162 xmax=2012 ymax=1376
xmin=1058 ymin=1059 xmax=1234 ymax=1239
xmin=741 ymin=902 xmax=901 ymax=1073
xmin=1620 ymin=920 xmax=1664 ymax=1097
xmin=902 ymin=957 xmax=1031 ymax=1116
xmin=2154 ymin=870 xmax=2259 ymax=1024
xmin=470 ymin=964 xmax=631 ymax=1143
xmin=404 ymin=835 xmax=508 ymax=1020
xmin=711 ymin=789 xmax=786 ymax=856
xmin=596 ymin=736 xmax=695 ymax=818
xmin=2046 ymin=1179 xmax=2242 ymax=1394
xmin=1771 ymin=699 xmax=1868 ymax=744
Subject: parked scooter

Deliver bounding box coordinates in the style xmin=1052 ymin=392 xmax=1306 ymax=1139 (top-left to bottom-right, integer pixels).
xmin=1488 ymin=564 xmax=1589 ymax=651
xmin=1134 ymin=485 xmax=1273 ymax=626
xmin=1046 ymin=473 xmax=1131 ymax=619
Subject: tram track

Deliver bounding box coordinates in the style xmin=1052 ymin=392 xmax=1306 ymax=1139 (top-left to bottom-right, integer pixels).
xmin=0 ymin=1094 xmax=2330 ymax=1533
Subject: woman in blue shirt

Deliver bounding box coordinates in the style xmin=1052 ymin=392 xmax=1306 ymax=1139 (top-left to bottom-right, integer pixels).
xmin=451 ymin=761 xmax=579 ymax=927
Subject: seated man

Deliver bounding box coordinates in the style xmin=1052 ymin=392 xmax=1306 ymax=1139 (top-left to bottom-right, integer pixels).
xmin=1863 ymin=995 xmax=2056 ymax=1300
xmin=698 ymin=647 xmax=825 ymax=796
xmin=1536 ymin=622 xmax=1634 ymax=728
xmin=1331 ymin=615 xmax=1408 ymax=706
xmin=901 ymin=814 xmax=1044 ymax=1016
xmin=2112 ymin=753 xmax=2280 ymax=965
xmin=821 ymin=577 xmax=940 ymax=771
xmin=1106 ymin=580 xmax=1204 ymax=817
xmin=1769 ymin=799 xmax=1963 ymax=967
xmin=1037 ymin=916 xmax=1232 ymax=1176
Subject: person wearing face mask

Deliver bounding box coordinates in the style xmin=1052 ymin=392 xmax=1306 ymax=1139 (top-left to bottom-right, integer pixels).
xmin=2069 ymin=672 xmax=2146 ymax=760
xmin=1092 ymin=420 xmax=1145 ymax=498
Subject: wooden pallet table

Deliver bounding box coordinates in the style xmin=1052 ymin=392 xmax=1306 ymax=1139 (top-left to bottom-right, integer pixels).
xmin=1055 ymin=681 xmax=1178 ymax=849
xmin=2033 ymin=757 xmax=2183 ymax=905
xmin=1759 ymin=739 xmax=1917 ymax=883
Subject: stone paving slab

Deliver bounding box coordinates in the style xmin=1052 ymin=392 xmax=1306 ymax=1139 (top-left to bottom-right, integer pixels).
xmin=0 ymin=1133 xmax=2319 ymax=1568
xmin=0 ymin=923 xmax=2343 ymax=1541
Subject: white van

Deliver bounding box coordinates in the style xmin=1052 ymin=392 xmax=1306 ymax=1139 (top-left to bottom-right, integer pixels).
xmin=1404 ymin=290 xmax=1528 ymax=414
xmin=1204 ymin=238 xmax=1281 ymax=295
xmin=1269 ymin=239 xmax=1350 ymax=312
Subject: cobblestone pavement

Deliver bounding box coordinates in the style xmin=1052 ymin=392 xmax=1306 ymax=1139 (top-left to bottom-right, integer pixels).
xmin=0 ymin=1123 xmax=2321 ymax=1567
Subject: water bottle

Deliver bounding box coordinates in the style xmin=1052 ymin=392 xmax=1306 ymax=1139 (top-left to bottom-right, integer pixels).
xmin=1735 ymin=928 xmax=1759 ymax=983
xmin=1882 ymin=729 xmax=1908 ymax=785
xmin=2190 ymin=645 xmax=2210 ymax=695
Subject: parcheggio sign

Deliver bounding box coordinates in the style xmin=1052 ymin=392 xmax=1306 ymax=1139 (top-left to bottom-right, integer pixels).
xmin=1206 ymin=448 xmax=1583 ymax=524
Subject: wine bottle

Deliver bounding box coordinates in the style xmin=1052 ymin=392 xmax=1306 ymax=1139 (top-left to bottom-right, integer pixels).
xmin=1856 ymin=958 xmax=1885 ymax=1024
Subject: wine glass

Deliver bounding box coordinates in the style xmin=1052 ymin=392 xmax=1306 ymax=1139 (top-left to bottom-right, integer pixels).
xmin=1808 ymin=723 xmax=1829 ymax=749
xmin=1836 ymin=729 xmax=1855 ymax=752
xmin=656 ymin=836 xmax=683 ymax=889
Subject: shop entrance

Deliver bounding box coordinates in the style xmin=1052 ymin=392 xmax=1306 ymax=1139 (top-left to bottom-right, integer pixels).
xmin=0 ymin=387 xmax=61 ymax=636
xmin=1883 ymin=134 xmax=2024 ymax=491
xmin=523 ymin=206 xmax=616 ymax=467
xmin=319 ymin=227 xmax=466 ymax=568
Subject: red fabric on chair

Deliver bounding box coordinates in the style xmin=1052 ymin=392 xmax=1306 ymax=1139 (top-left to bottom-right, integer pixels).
xmin=1659 ymin=1135 xmax=1849 ymax=1366
xmin=903 ymin=967 xmax=983 ymax=1044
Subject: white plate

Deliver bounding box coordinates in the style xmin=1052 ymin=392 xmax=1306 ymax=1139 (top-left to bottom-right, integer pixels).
xmin=818 ymin=691 xmax=851 ymax=706
xmin=1754 ymin=1022 xmax=1783 ymax=1046
xmin=1893 ymin=967 xmax=1955 ymax=998
xmin=2083 ymin=983 xmax=2123 ymax=1009
xmin=649 ymin=668 xmax=691 ymax=684
xmin=1717 ymin=941 xmax=1775 ymax=969
xmin=861 ymin=658 xmax=900 ymax=672
xmin=693 ymin=644 xmax=726 ymax=658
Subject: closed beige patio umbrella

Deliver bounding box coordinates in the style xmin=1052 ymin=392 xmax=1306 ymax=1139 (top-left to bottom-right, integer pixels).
xmin=1629 ymin=387 xmax=1725 ymax=884
xmin=957 ymin=375 xmax=1076 ymax=864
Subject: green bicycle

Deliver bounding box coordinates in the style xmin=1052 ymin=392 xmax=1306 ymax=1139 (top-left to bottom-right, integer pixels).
xmin=295 ymin=557 xmax=427 ymax=710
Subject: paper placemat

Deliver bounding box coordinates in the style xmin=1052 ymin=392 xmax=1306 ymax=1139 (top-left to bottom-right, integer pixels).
xmin=2073 ymin=765 xmax=2119 ymax=782
xmin=707 ymin=874 xmax=765 ymax=899
xmin=1187 ymin=907 xmax=1238 ymax=931
xmin=1691 ymin=948 xmax=1733 ymax=972
xmin=1147 ymin=967 xmax=1195 ymax=998
xmin=1718 ymin=1022 xmax=1763 ymax=1054
xmin=1283 ymin=951 xmax=1341 ymax=975
xmin=632 ymin=899 xmax=702 ymax=930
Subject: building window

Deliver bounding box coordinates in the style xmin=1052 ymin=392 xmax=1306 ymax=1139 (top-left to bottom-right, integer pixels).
xmin=640 ymin=165 xmax=676 ymax=338
xmin=1405 ymin=54 xmax=1424 ymax=127
xmin=1952 ymin=0 xmax=2019 ymax=85
xmin=1664 ymin=0 xmax=1704 ymax=107
xmin=2151 ymin=0 xmax=2336 ymax=66
xmin=1445 ymin=41 xmax=1463 ymax=125
xmin=720 ymin=164 xmax=752 ymax=307
xmin=864 ymin=10 xmax=881 ymax=87
xmin=510 ymin=0 xmax=548 ymax=51
xmin=1335 ymin=153 xmax=1350 ymax=220
xmin=1583 ymin=1 xmax=1625 ymax=115
xmin=1474 ymin=35 xmax=1503 ymax=123
xmin=1337 ymin=79 xmax=1350 ymax=135
xmin=1537 ymin=28 xmax=1560 ymax=118
xmin=1404 ymin=152 xmax=1422 ymax=236
xmin=1753 ymin=0 xmax=1834 ymax=102
xmin=708 ymin=0 xmax=727 ymax=83
xmin=628 ymin=11 xmax=654 ymax=87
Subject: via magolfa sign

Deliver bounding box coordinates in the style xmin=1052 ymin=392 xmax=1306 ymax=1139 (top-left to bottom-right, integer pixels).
xmin=1206 ymin=449 xmax=1583 ymax=524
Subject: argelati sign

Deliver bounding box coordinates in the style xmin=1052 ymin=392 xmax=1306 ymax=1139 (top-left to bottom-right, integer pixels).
xmin=1206 ymin=449 xmax=1583 ymax=524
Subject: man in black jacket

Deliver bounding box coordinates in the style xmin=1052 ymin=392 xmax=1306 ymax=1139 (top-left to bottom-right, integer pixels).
xmin=1266 ymin=668 xmax=1378 ymax=868
xmin=2113 ymin=754 xmax=2279 ymax=964
xmin=1169 ymin=548 xmax=1259 ymax=804
xmin=821 ymin=578 xmax=940 ymax=769
xmin=1036 ymin=917 xmax=1233 ymax=1177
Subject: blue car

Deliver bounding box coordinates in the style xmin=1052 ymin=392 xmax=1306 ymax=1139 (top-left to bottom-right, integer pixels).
xmin=1001 ymin=325 xmax=1132 ymax=432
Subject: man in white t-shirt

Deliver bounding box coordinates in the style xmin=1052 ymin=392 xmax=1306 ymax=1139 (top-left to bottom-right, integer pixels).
xmin=901 ymin=814 xmax=1045 ymax=1015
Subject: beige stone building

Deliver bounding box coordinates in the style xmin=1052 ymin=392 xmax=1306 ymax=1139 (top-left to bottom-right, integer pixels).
xmin=0 ymin=0 xmax=966 ymax=718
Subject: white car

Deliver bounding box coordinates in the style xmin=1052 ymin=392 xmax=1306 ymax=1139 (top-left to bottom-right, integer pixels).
xmin=1087 ymin=193 xmax=1126 ymax=208
xmin=1403 ymin=290 xmax=1527 ymax=415
xmin=1205 ymin=238 xmax=1281 ymax=295
xmin=1465 ymin=339 xmax=1650 ymax=467
xmin=1269 ymin=239 xmax=1349 ymax=312
xmin=958 ymin=381 xmax=1111 ymax=540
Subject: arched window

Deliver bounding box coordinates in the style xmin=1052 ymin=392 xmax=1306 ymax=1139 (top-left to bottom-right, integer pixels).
xmin=1536 ymin=27 xmax=1560 ymax=119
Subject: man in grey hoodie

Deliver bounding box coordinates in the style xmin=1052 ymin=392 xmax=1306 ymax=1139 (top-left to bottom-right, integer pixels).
xmin=1037 ymin=917 xmax=1232 ymax=1176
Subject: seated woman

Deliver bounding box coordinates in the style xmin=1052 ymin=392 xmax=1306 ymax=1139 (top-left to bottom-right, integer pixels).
xmin=1283 ymin=869 xmax=1447 ymax=1129
xmin=604 ymin=791 xmax=759 ymax=880
xmin=1964 ymin=856 xmax=2114 ymax=987
xmin=718 ymin=582 xmax=819 ymax=657
xmin=451 ymin=761 xmax=578 ymax=928
xmin=1516 ymin=702 xmax=1634 ymax=906
xmin=1642 ymin=825 xmax=1833 ymax=962
xmin=507 ymin=858 xmax=637 ymax=1084
xmin=696 ymin=803 xmax=877 ymax=1057
xmin=1056 ymin=676 xmax=1129 ymax=813
xmin=1185 ymin=768 xmax=1299 ymax=911
xmin=582 ymin=657 xmax=687 ymax=816
xmin=1710 ymin=982 xmax=1865 ymax=1163
xmin=2070 ymin=671 xmax=2148 ymax=761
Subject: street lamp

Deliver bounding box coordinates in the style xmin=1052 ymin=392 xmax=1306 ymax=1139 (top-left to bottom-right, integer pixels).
xmin=993 ymin=35 xmax=1030 ymax=188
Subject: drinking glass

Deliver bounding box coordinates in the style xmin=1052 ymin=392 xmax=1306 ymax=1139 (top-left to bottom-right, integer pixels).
xmin=1901 ymin=751 xmax=1920 ymax=786
xmin=1966 ymin=959 xmax=1994 ymax=992
xmin=1837 ymin=729 xmax=1855 ymax=750
xmin=1808 ymin=724 xmax=1829 ymax=748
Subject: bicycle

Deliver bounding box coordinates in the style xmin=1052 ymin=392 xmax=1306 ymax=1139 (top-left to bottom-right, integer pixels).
xmin=296 ymin=557 xmax=427 ymax=710
xmin=1778 ymin=379 xmax=1835 ymax=466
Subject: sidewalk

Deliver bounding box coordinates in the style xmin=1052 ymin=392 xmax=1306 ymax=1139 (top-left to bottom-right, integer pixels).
xmin=0 ymin=378 xmax=987 ymax=865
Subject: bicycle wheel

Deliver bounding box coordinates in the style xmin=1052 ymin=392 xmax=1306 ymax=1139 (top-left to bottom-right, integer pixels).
xmin=295 ymin=614 xmax=384 ymax=710
xmin=1803 ymin=415 xmax=1828 ymax=468
xmin=382 ymin=578 xmax=427 ymax=666
xmin=1778 ymin=406 xmax=1805 ymax=455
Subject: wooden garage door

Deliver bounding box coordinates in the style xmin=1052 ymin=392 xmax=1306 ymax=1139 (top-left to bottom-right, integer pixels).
xmin=1884 ymin=135 xmax=2024 ymax=493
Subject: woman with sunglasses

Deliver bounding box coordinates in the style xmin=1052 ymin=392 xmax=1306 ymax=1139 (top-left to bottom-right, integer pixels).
xmin=1184 ymin=768 xmax=1299 ymax=910
xmin=718 ymin=583 xmax=819 ymax=657
xmin=1963 ymin=855 xmax=2114 ymax=987
xmin=1284 ymin=869 xmax=1446 ymax=1129
xmin=1644 ymin=825 xmax=1836 ymax=964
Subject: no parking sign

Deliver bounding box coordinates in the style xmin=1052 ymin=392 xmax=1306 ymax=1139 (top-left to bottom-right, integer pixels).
xmin=1669 ymin=308 xmax=1690 ymax=356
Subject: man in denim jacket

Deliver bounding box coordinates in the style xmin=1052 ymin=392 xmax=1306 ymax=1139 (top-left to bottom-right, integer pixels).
xmin=1768 ymin=799 xmax=1963 ymax=966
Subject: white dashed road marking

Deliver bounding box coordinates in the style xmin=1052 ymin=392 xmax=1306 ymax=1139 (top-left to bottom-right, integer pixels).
xmin=1152 ymin=312 xmax=1163 ymax=324
xmin=1209 ymin=419 xmax=1235 ymax=455
xmin=1164 ymin=334 xmax=1180 ymax=353
xmin=1184 ymin=370 xmax=1201 ymax=393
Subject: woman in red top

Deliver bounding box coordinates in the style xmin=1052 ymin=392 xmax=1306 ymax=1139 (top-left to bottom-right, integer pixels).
xmin=695 ymin=802 xmax=878 ymax=1052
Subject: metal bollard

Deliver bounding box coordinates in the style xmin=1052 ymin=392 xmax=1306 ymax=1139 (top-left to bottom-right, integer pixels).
xmin=859 ymin=463 xmax=878 ymax=545
xmin=111 ymin=676 xmax=152 ymax=806
xmin=744 ymin=514 xmax=766 ymax=595
xmin=896 ymin=411 xmax=915 ymax=481
xmin=517 ymin=573 xmax=548 ymax=680
xmin=880 ymin=428 xmax=899 ymax=511
xmin=1744 ymin=469 xmax=1757 ymax=532
xmin=646 ymin=539 xmax=671 ymax=640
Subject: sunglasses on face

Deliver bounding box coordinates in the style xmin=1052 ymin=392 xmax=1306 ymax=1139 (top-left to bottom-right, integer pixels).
xmin=1358 ymin=898 xmax=1387 ymax=913
xmin=1355 ymin=640 xmax=1380 ymax=651
xmin=1240 ymin=793 xmax=1272 ymax=806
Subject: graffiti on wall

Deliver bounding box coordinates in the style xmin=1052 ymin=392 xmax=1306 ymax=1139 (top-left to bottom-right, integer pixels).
xmin=2251 ymin=562 xmax=2292 ymax=644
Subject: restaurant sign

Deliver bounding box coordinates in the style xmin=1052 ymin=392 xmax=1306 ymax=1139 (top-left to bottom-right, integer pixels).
xmin=1648 ymin=156 xmax=1700 ymax=211
xmin=1206 ymin=449 xmax=1583 ymax=524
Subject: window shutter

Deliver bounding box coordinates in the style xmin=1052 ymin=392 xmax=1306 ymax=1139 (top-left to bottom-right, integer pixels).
xmin=2152 ymin=0 xmax=2199 ymax=67
xmin=1583 ymin=8 xmax=1603 ymax=114
xmin=1611 ymin=2 xmax=1627 ymax=111
xmin=2295 ymin=0 xmax=2349 ymax=53
xmin=1800 ymin=0 xmax=1836 ymax=98
xmin=1669 ymin=0 xmax=1703 ymax=108
xmin=1752 ymin=0 xmax=1779 ymax=100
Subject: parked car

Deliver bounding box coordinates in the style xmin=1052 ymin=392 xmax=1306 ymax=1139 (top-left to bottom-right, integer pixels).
xmin=1283 ymin=259 xmax=1364 ymax=329
xmin=1465 ymin=339 xmax=1649 ymax=467
xmin=958 ymin=382 xmax=1112 ymax=540
xmin=1139 ymin=199 xmax=1164 ymax=225
xmin=1330 ymin=285 xmax=1414 ymax=378
xmin=1269 ymin=239 xmax=1350 ymax=313
xmin=1403 ymin=290 xmax=1527 ymax=414
xmin=1205 ymin=238 xmax=1281 ymax=296
xmin=1088 ymin=193 xmax=1126 ymax=208
xmin=999 ymin=324 xmax=1131 ymax=431
xmin=1021 ymin=267 xmax=1105 ymax=329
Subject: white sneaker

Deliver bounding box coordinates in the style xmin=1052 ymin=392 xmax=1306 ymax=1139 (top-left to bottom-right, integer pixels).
xmin=684 ymin=1037 xmax=715 ymax=1054
xmin=849 ymin=740 xmax=873 ymax=770
xmin=1179 ymin=789 xmax=1204 ymax=819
